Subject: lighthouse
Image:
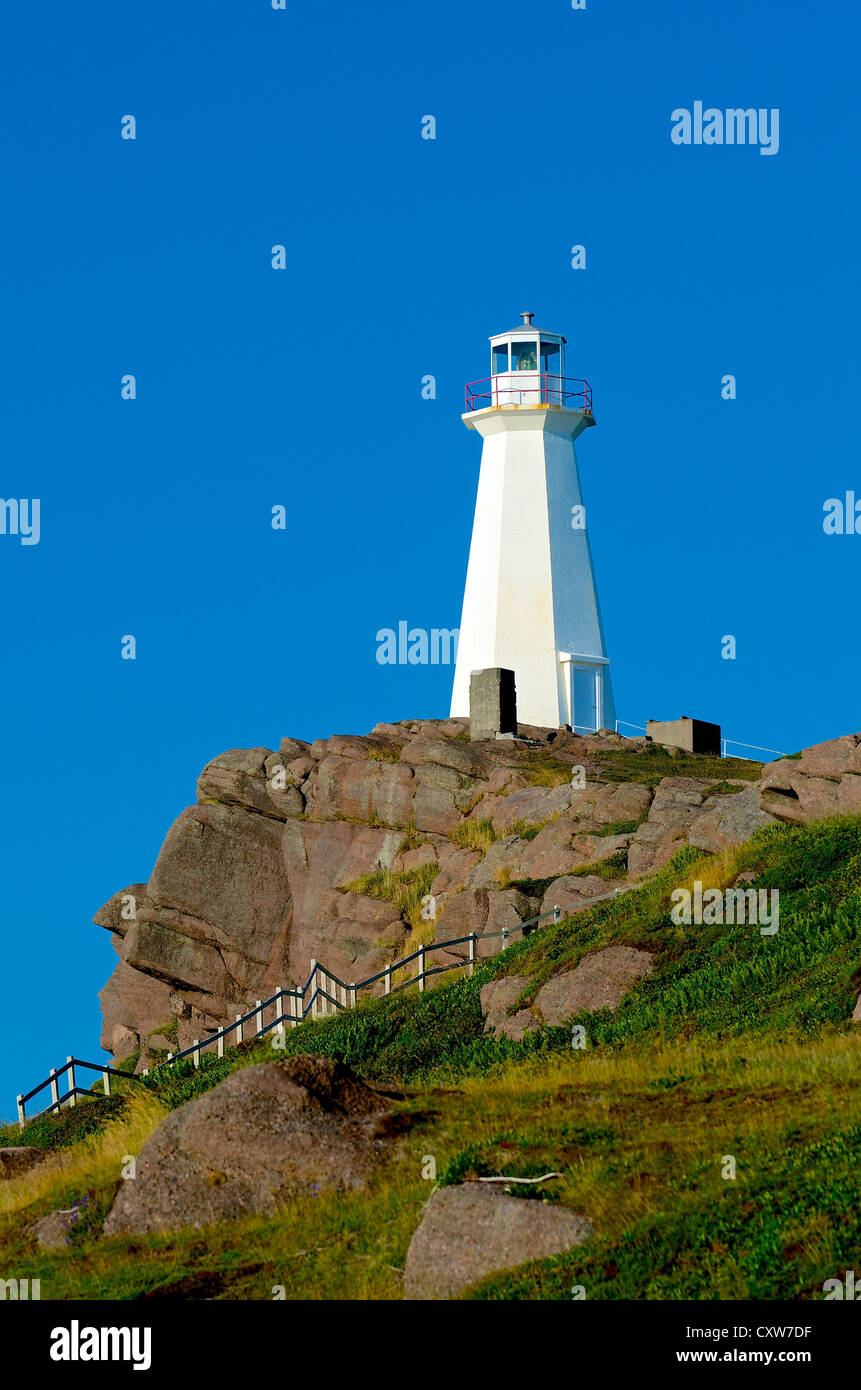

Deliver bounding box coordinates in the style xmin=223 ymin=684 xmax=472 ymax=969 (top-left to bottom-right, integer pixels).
xmin=450 ymin=312 xmax=615 ymax=734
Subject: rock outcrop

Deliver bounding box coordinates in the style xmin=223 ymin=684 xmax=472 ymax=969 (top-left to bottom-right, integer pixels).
xmin=760 ymin=736 xmax=861 ymax=825
xmin=404 ymin=1183 xmax=593 ymax=1299
xmin=0 ymin=1147 xmax=46 ymax=1181
xmin=97 ymin=716 xmax=853 ymax=1061
xmin=103 ymin=1057 xmax=407 ymax=1236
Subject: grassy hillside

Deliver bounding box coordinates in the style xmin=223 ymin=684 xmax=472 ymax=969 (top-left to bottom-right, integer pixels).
xmin=1 ymin=816 xmax=859 ymax=1300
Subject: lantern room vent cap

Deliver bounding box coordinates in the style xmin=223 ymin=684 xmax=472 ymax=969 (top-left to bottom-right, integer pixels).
xmin=489 ymin=312 xmax=567 ymax=344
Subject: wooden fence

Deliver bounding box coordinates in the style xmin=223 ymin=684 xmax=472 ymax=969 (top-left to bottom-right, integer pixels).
xmin=16 ymin=885 xmax=629 ymax=1129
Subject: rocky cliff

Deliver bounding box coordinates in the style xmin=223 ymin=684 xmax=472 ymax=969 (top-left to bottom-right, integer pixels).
xmin=95 ymin=718 xmax=861 ymax=1071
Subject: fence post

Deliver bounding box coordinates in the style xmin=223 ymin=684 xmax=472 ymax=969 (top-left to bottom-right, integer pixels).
xmin=49 ymin=1068 xmax=59 ymax=1108
xmin=102 ymin=1069 xmax=111 ymax=1097
xmin=501 ymin=926 xmax=509 ymax=951
xmin=468 ymin=934 xmax=476 ymax=978
xmin=385 ymin=963 xmax=391 ymax=996
xmin=217 ymin=1029 xmax=224 ymax=1059
xmin=418 ymin=945 xmax=425 ymax=992
xmin=722 ymin=738 xmax=727 ymax=758
xmin=254 ymin=1000 xmax=263 ymax=1035
xmin=351 ymin=982 xmax=358 ymax=1008
xmin=167 ymin=1052 xmax=174 ymax=1067
xmin=310 ymin=959 xmax=318 ymax=1019
xmin=16 ymin=1095 xmax=24 ymax=1131
xmin=291 ymin=991 xmax=299 ymax=1026
xmin=193 ymin=1040 xmax=201 ymax=1069
xmin=67 ymin=1057 xmax=77 ymax=1108
xmin=553 ymin=905 xmax=561 ymax=924
xmin=235 ymin=1014 xmax=244 ymax=1045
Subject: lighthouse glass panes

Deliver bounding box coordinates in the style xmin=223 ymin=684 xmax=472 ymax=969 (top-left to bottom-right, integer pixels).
xmin=512 ymin=340 xmax=538 ymax=371
xmin=492 ymin=343 xmax=509 ymax=374
xmin=540 ymin=340 xmax=562 ymax=403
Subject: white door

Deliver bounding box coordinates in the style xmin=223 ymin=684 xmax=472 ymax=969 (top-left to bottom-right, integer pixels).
xmin=572 ymin=665 xmax=599 ymax=733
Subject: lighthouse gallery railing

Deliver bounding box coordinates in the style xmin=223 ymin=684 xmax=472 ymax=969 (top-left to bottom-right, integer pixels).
xmin=465 ymin=375 xmax=593 ymax=413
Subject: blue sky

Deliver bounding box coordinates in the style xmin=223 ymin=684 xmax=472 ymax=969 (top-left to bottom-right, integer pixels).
xmin=1 ymin=0 xmax=858 ymax=1114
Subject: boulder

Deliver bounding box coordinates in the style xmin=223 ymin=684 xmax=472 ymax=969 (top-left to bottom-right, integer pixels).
xmin=516 ymin=820 xmax=589 ymax=879
xmin=93 ymin=884 xmax=149 ymax=940
xmin=391 ymin=842 xmax=438 ymax=875
xmin=98 ymin=955 xmax=175 ymax=1057
xmin=760 ymin=736 xmax=861 ymax=825
xmin=688 ymin=784 xmax=777 ymax=852
xmin=123 ymin=918 xmax=236 ymax=999
xmin=481 ymin=946 xmax=653 ymax=1039
xmin=491 ymin=784 xmax=573 ymax=835
xmin=103 ymin=1057 xmax=405 ymax=1236
xmin=411 ymin=781 xmax=463 ymax=833
xmin=401 ymin=737 xmax=489 ymax=779
xmin=197 ymin=748 xmax=304 ymax=821
xmin=435 ymin=887 xmax=489 ymax=941
xmin=430 ymin=848 xmax=482 ymax=896
xmin=34 ymin=1207 xmax=83 ymax=1249
xmin=404 ymin=1184 xmax=593 ymax=1300
xmin=568 ymin=781 xmax=652 ymax=826
xmin=110 ymin=1024 xmax=140 ymax=1061
xmin=146 ymin=802 xmax=291 ymax=975
xmin=469 ymin=836 xmax=526 ymax=888
xmin=539 ymin=875 xmax=617 ymax=919
xmin=303 ymin=754 xmax=415 ymax=827
xmin=626 ymin=778 xmax=715 ymax=878
xmin=0 ymin=1147 xmax=46 ymax=1181
xmin=534 ymin=946 xmax=654 ymax=1022
xmin=479 ymin=976 xmax=534 ymax=1040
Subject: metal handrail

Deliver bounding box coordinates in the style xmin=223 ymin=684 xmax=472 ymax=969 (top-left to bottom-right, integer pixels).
xmin=465 ymin=374 xmax=593 ymax=413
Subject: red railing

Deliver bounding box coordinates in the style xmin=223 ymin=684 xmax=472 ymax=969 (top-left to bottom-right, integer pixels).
xmin=465 ymin=375 xmax=593 ymax=413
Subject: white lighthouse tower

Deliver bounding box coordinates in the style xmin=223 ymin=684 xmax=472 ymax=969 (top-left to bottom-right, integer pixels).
xmin=450 ymin=312 xmax=615 ymax=734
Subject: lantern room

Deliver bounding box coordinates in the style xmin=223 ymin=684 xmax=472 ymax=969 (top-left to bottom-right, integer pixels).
xmin=489 ymin=311 xmax=564 ymax=406
xmin=464 ymin=312 xmax=592 ymax=412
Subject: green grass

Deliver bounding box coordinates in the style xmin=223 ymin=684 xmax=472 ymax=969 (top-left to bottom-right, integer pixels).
xmin=449 ymin=818 xmax=496 ymax=852
xmin=365 ymin=743 xmax=404 ymax=763
xmin=596 ymin=818 xmax=642 ymax=836
xmin=343 ymin=863 xmax=437 ymax=933
xmin=0 ymin=1096 xmax=129 ymax=1152
xmin=594 ymin=745 xmax=762 ymax=788
xmin=507 ymin=817 xmax=552 ymax=841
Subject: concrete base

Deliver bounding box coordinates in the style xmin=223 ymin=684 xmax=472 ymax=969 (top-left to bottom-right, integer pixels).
xmin=646 ymin=716 xmax=721 ymax=756
xmin=470 ymin=668 xmax=517 ymax=742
